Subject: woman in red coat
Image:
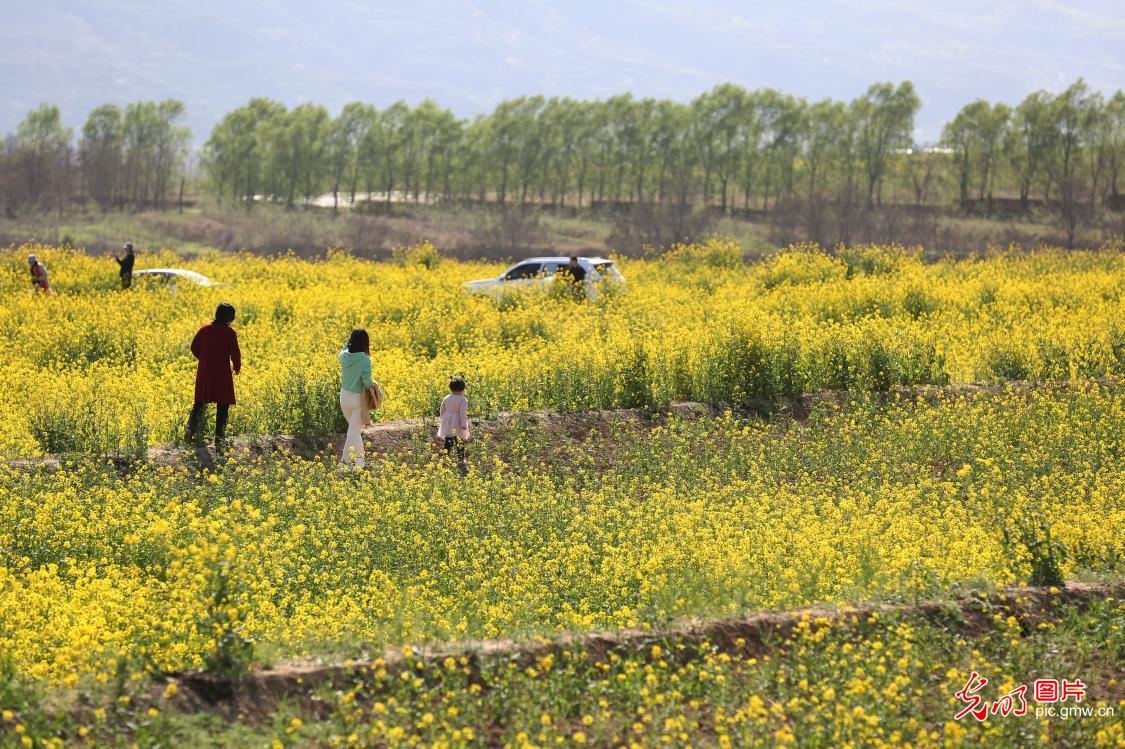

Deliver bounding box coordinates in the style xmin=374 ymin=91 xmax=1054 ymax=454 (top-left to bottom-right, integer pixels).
xmin=184 ymin=302 xmax=241 ymax=450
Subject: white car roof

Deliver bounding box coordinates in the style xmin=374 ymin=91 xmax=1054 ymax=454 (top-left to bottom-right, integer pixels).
xmin=134 ymin=268 xmax=214 ymax=285
xmin=516 ymin=256 xmax=614 ymax=264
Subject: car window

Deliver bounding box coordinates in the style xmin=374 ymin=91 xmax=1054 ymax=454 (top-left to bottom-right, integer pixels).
xmin=542 ymin=263 xmax=559 ymax=275
xmin=593 ymin=262 xmax=615 ymax=275
xmin=504 ymin=263 xmax=542 ymax=280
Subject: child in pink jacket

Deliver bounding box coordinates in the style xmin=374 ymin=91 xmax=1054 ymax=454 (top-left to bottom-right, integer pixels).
xmin=438 ymin=377 xmax=469 ymax=474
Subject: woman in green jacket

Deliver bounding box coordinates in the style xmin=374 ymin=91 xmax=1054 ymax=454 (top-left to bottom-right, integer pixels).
xmin=339 ymin=328 xmax=373 ymax=469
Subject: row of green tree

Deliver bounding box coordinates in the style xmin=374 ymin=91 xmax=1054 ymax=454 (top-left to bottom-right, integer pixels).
xmin=196 ymin=79 xmax=1125 ymax=221
xmin=2 ymin=80 xmax=1122 ymax=224
xmin=204 ymin=82 xmax=923 ymax=213
xmin=0 ymin=100 xmax=190 ymax=215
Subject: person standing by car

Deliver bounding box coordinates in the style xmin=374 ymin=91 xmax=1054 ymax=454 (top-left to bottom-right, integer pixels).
xmin=559 ymin=256 xmax=587 ymax=300
xmin=338 ymin=328 xmax=373 ymax=470
xmin=115 ymin=243 xmax=135 ymax=289
xmin=28 ymin=254 xmax=49 ymax=293
xmin=184 ymin=302 xmax=241 ymax=454
xmin=560 ymin=256 xmax=587 ymax=284
xmin=437 ymin=377 xmax=470 ymax=475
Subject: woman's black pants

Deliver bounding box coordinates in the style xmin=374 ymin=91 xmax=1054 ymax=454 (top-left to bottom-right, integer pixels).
xmin=187 ymin=402 xmax=229 ymax=443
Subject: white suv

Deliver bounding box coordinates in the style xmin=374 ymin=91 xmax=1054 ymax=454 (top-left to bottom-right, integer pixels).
xmin=462 ymin=256 xmax=625 ymax=297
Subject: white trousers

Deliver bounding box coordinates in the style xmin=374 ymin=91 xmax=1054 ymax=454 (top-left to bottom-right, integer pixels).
xmin=339 ymin=389 xmax=366 ymax=467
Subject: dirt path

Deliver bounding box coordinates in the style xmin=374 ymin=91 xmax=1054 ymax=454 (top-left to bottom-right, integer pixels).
xmin=164 ymin=579 xmax=1125 ymax=716
xmin=10 ymin=401 xmax=722 ymax=473
xmin=10 ymin=379 xmax=1117 ymax=473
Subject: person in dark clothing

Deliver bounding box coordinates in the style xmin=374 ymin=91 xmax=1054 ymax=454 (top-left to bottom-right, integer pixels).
xmin=561 ymin=256 xmax=587 ymax=283
xmin=559 ymin=256 xmax=587 ymax=300
xmin=115 ymin=243 xmax=135 ymax=289
xmin=184 ymin=302 xmax=241 ymax=452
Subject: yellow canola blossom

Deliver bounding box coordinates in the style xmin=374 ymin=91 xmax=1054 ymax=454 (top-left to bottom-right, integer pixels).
xmin=0 ymin=241 xmax=1121 ymax=456
xmin=0 ymin=383 xmax=1120 ymax=683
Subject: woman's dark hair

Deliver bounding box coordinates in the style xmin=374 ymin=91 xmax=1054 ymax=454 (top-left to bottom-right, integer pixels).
xmin=214 ymin=302 xmax=236 ymax=325
xmin=449 ymin=377 xmax=466 ymax=393
xmin=347 ymin=328 xmax=370 ymax=354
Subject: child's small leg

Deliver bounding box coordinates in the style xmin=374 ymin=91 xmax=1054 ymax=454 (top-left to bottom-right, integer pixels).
xmin=455 ymin=438 xmax=467 ymax=474
xmin=445 ymin=437 xmax=467 ymax=474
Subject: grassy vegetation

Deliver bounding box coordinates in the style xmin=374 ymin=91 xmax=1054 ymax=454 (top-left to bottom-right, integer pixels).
xmin=934 ymin=213 xmax=1125 ymax=253
xmin=0 ymin=210 xmax=215 ymax=257
xmin=0 ymin=204 xmax=618 ymax=261
xmin=3 ymin=201 xmax=1121 ymax=263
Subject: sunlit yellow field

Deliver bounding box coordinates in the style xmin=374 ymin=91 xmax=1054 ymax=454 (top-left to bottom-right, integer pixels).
xmin=0 ymin=384 xmax=1121 ymax=686
xmin=0 ymin=241 xmax=1121 ymax=457
xmin=1 ymin=243 xmax=1123 ymax=748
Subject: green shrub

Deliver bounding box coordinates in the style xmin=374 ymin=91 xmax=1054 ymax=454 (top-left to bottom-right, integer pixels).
xmin=392 ymin=240 xmax=443 ymax=269
xmin=1003 ymin=516 xmax=1068 ymax=588
xmin=198 ymin=561 xmax=255 ymax=682
xmin=902 ymin=287 xmax=938 ymax=319
xmin=985 ymin=346 xmax=1031 ymax=382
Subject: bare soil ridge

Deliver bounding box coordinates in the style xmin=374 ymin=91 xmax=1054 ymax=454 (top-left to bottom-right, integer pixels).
xmin=165 ymin=579 xmax=1125 ymax=717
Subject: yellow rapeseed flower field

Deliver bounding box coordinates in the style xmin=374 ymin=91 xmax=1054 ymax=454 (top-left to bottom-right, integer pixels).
xmin=0 ymin=241 xmax=1121 ymax=457
xmin=0 ymin=383 xmax=1120 ymax=683
xmin=0 ymin=242 xmax=1122 ymax=746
